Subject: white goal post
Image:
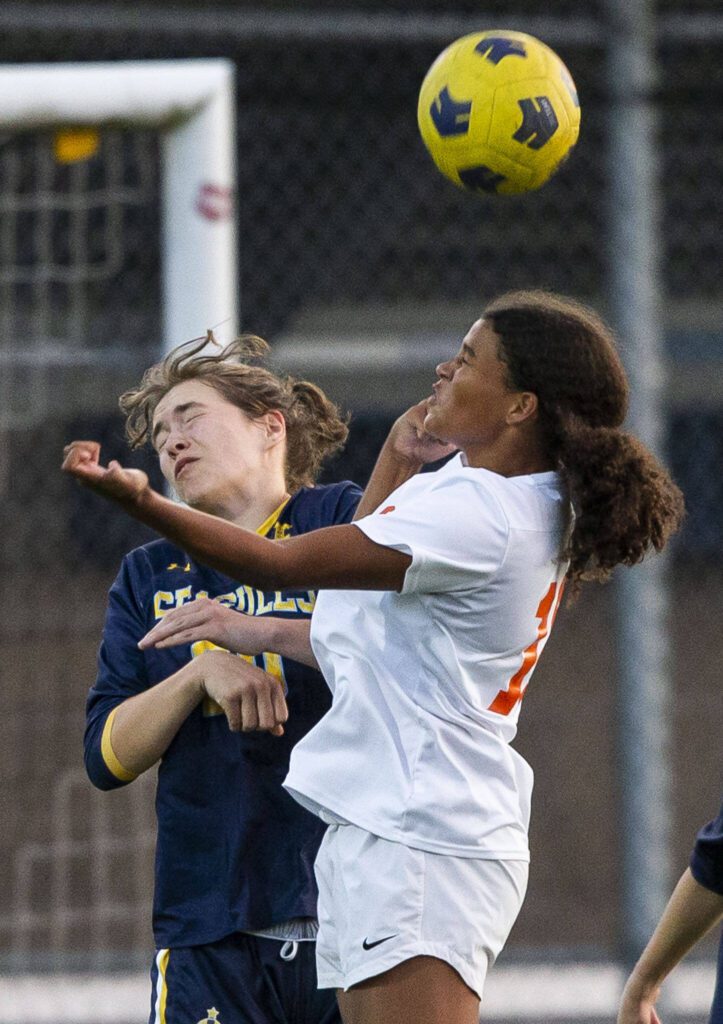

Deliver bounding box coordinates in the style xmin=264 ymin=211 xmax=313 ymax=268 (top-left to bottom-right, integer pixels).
xmin=0 ymin=59 xmax=238 ymax=350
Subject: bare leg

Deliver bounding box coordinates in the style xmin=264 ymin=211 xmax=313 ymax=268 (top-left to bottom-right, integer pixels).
xmin=336 ymin=955 xmax=481 ymax=1024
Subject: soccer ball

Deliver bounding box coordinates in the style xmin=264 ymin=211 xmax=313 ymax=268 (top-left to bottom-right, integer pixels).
xmin=417 ymin=30 xmax=580 ymax=196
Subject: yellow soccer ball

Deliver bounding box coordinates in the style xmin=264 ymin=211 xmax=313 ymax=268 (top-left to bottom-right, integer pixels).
xmin=417 ymin=30 xmax=581 ymax=196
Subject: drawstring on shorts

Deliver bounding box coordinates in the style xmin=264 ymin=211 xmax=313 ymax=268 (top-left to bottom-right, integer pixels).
xmin=279 ymin=940 xmax=299 ymax=961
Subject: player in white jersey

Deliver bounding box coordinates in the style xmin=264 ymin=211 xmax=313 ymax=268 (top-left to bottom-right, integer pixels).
xmin=63 ymin=291 xmax=684 ymax=1024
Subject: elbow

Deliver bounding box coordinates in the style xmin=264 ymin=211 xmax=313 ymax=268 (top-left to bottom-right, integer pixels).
xmin=84 ymin=727 xmax=136 ymax=791
xmin=84 ymin=752 xmax=129 ymax=791
xmin=83 ymin=755 xmax=105 ymax=789
xmin=90 ymin=774 xmax=124 ymax=793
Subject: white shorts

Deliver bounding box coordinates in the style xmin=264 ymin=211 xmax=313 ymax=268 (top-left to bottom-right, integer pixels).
xmin=313 ymin=821 xmax=528 ymax=1000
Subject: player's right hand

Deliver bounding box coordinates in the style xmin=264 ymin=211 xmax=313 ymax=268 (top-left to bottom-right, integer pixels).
xmin=387 ymin=400 xmax=457 ymax=466
xmin=197 ymin=649 xmax=288 ymax=736
xmin=62 ymin=441 xmax=150 ymax=504
xmin=138 ymin=596 xmax=264 ymax=654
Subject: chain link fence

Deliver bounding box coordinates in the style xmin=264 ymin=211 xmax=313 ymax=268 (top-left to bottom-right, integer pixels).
xmin=0 ymin=4 xmax=721 ymax=1017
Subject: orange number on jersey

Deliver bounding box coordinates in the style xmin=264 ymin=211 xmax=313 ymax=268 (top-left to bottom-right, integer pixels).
xmin=487 ymin=580 xmax=564 ymax=716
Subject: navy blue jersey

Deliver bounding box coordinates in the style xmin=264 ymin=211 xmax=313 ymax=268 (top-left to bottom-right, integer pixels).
xmin=85 ymin=482 xmax=361 ymax=948
xmin=690 ymin=803 xmax=723 ymax=896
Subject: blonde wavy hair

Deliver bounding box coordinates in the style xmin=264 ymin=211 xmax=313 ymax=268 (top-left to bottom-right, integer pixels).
xmin=119 ymin=332 xmax=349 ymax=493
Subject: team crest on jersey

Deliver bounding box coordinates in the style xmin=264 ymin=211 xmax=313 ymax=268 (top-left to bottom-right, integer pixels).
xmin=196 ymin=1009 xmax=221 ymax=1024
xmin=380 ymin=505 xmax=396 ymax=515
xmin=166 ymin=562 xmax=191 ymax=572
xmin=273 ymin=520 xmax=292 ymax=539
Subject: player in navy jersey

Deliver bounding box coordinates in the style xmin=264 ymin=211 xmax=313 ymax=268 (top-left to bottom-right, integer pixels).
xmin=66 ymin=292 xmax=684 ymax=1024
xmin=618 ymin=801 xmax=723 ymax=1024
xmin=83 ymin=333 xmax=361 ymax=1024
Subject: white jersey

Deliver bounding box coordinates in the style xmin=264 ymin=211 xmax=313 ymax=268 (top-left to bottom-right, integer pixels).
xmin=284 ymin=453 xmax=569 ymax=860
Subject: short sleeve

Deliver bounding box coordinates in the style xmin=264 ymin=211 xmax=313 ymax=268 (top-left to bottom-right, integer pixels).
xmin=690 ymin=803 xmax=723 ymax=895
xmin=355 ymin=467 xmax=509 ymax=594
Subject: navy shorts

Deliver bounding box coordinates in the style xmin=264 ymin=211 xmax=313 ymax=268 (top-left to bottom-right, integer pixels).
xmin=149 ymin=932 xmax=342 ymax=1024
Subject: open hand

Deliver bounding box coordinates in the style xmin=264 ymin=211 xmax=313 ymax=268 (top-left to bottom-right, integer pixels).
xmin=388 ymin=400 xmax=457 ymax=466
xmin=139 ymin=596 xmax=265 ymax=655
xmin=62 ymin=441 xmax=149 ymax=503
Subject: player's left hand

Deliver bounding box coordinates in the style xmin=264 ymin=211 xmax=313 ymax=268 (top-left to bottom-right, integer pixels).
xmin=62 ymin=440 xmax=150 ymax=503
xmin=387 ymin=400 xmax=457 ymax=466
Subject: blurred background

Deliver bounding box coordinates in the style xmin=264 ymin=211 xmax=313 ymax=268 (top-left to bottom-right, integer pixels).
xmin=0 ymin=1 xmax=721 ymax=1022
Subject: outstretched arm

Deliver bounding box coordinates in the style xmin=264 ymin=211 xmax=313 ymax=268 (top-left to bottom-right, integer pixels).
xmin=62 ymin=442 xmax=410 ymax=592
xmin=617 ymin=867 xmax=723 ymax=1024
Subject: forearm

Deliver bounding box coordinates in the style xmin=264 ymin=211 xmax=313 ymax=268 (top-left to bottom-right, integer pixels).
xmin=244 ymin=617 xmax=319 ymax=670
xmin=353 ymin=437 xmax=422 ymax=520
xmin=63 ymin=439 xmax=411 ymax=589
xmin=108 ymin=660 xmax=204 ymax=776
xmin=122 ymin=491 xmax=408 ymax=590
xmin=126 ymin=489 xmax=281 ymax=585
xmin=627 ymin=868 xmax=723 ymax=993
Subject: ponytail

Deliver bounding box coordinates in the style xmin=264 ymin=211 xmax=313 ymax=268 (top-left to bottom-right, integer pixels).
xmin=484 ymin=291 xmax=685 ymax=586
xmin=553 ymin=414 xmax=684 ymax=584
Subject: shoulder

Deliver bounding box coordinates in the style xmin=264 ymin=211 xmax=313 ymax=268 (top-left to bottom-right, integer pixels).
xmin=112 ymin=538 xmax=200 ymax=602
xmin=120 ymin=537 xmax=190 ymax=577
xmin=285 ymin=481 xmax=362 ymax=532
xmin=358 ymin=459 xmax=511 ymax=591
xmin=361 ymin=457 xmax=511 ymax=553
xmin=494 ymin=472 xmax=567 ymax=537
xmin=405 ymin=457 xmax=512 ymax=530
xmin=431 ymin=461 xmax=566 ymax=536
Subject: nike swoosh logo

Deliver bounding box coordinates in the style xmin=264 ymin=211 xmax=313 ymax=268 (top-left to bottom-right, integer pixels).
xmin=362 ymin=934 xmax=397 ymax=950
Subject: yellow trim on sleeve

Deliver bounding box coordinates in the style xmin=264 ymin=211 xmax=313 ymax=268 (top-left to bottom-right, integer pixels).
xmin=256 ymin=496 xmax=291 ymax=537
xmin=100 ymin=705 xmax=138 ymax=783
xmin=153 ymin=948 xmax=170 ymax=1024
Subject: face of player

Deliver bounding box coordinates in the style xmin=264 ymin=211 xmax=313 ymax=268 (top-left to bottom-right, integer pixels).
xmin=151 ymin=380 xmax=285 ymax=514
xmin=424 ymin=318 xmax=534 ymax=463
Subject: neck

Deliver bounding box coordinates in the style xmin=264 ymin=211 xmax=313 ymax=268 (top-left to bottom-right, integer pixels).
xmin=193 ymin=479 xmax=290 ymax=531
xmin=463 ymin=434 xmax=554 ymax=477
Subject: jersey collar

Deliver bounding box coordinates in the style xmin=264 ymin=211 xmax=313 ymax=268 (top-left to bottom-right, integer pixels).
xmin=256 ymin=496 xmax=291 ymax=537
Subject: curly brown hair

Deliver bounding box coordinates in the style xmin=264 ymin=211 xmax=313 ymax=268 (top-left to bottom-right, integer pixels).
xmin=483 ymin=290 xmax=685 ymax=585
xmin=119 ymin=333 xmax=349 ymax=493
